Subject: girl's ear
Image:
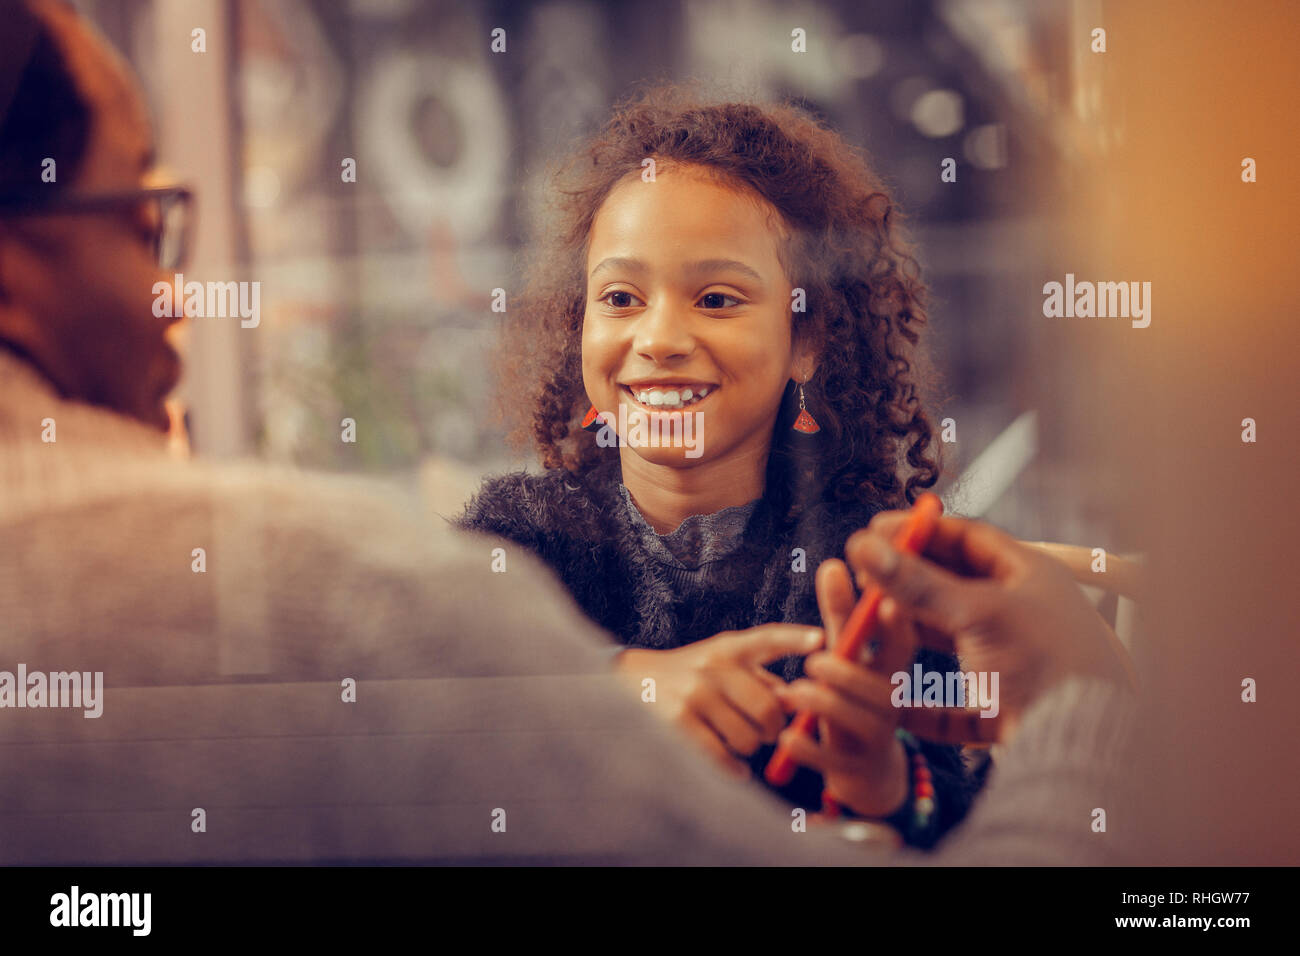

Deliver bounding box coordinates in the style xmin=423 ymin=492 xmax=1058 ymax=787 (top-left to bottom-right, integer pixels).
xmin=791 ymin=341 xmax=819 ymax=384
xmin=788 ymin=303 xmax=821 ymax=381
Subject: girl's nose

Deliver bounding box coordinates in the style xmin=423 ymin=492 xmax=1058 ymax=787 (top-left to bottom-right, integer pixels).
xmin=633 ymin=302 xmax=695 ymax=363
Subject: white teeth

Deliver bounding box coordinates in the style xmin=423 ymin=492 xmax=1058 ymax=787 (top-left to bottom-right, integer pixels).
xmin=629 ymin=385 xmax=714 ymax=408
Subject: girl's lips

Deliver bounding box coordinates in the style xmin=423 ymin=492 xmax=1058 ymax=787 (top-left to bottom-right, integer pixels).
xmin=620 ymin=384 xmax=717 ymax=412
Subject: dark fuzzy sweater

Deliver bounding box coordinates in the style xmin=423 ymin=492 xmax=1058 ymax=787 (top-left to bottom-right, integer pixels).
xmin=455 ymin=460 xmax=978 ymax=848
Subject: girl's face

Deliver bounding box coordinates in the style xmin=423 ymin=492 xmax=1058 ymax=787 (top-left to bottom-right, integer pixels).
xmin=581 ymin=164 xmax=813 ymax=471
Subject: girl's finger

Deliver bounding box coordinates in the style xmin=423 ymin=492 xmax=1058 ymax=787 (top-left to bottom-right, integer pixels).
xmin=814 ymin=558 xmax=857 ymax=651
xmin=775 ymin=725 xmax=831 ymax=774
xmin=780 ymin=680 xmax=892 ymax=747
xmin=679 ymin=713 xmax=752 ymax=778
xmin=777 ymin=726 xmax=862 ymax=776
xmin=716 ymin=624 xmax=826 ymax=667
xmin=715 ymin=667 xmax=786 ymax=743
xmin=803 ymin=652 xmax=898 ymax=716
xmin=871 ymin=596 xmax=919 ymax=676
xmin=694 ymin=688 xmax=764 ymax=757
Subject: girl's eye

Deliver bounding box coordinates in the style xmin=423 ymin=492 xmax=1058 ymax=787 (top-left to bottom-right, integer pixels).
xmin=599 ymin=290 xmax=642 ymax=309
xmin=698 ymin=292 xmax=742 ymax=310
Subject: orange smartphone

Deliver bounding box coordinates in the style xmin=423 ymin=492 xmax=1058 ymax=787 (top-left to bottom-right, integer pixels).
xmin=763 ymin=492 xmax=943 ymax=788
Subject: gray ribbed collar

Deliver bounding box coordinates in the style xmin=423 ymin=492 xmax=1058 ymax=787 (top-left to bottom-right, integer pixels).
xmin=618 ymin=482 xmax=759 ymax=571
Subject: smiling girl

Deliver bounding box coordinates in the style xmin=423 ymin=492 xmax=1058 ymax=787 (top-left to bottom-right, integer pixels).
xmin=457 ymin=83 xmax=977 ymax=848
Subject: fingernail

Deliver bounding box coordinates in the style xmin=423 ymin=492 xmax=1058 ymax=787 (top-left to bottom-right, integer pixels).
xmin=862 ymin=537 xmax=899 ymax=575
xmin=805 ymin=630 xmax=823 ymax=647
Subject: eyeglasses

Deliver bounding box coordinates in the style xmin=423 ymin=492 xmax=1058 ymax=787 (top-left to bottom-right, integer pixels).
xmin=0 ymin=185 xmax=195 ymax=270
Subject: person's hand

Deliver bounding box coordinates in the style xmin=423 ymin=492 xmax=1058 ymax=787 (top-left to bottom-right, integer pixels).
xmin=613 ymin=625 xmax=824 ymax=777
xmin=772 ymin=557 xmax=916 ymax=818
xmin=843 ymin=510 xmax=1132 ymax=744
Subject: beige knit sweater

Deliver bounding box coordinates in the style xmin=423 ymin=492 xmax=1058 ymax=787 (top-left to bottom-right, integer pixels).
xmin=0 ymin=347 xmax=1138 ymax=864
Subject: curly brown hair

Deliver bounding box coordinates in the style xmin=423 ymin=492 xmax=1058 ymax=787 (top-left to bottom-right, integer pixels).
xmin=495 ymin=79 xmax=941 ymax=521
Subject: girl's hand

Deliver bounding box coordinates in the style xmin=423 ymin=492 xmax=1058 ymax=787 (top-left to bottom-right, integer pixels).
xmin=774 ymin=558 xmax=917 ymax=818
xmin=613 ymin=625 xmax=825 ymax=778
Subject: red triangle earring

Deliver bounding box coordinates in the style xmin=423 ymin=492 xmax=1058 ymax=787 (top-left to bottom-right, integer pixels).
xmin=792 ymin=379 xmax=820 ymax=434
xmin=582 ymin=404 xmax=605 ymax=430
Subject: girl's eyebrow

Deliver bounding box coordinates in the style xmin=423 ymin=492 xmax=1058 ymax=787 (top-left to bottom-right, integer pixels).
xmin=589 ymin=256 xmax=764 ymax=284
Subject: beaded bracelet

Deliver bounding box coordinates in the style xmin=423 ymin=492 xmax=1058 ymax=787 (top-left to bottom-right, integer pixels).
xmin=890 ymin=727 xmax=936 ymax=837
xmin=819 ymin=728 xmax=937 ymax=844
